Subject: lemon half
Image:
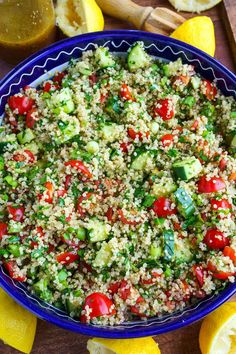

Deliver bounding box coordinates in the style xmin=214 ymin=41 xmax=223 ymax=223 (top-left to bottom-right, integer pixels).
xmin=87 ymin=337 xmax=161 ymax=354
xmin=168 ymin=0 xmax=222 ymax=12
xmin=199 ymin=302 xmax=236 ymax=354
xmin=0 ymin=288 xmax=37 ymax=354
xmin=170 ymin=16 xmax=215 ymax=56
xmin=56 ymin=0 xmax=104 ymax=37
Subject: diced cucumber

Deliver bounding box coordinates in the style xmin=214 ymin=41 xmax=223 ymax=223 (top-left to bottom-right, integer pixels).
xmin=33 ymin=278 xmax=52 ymax=302
xmin=151 ymin=177 xmax=177 ymax=197
xmin=191 ymin=76 xmax=201 ymax=89
xmin=50 ymin=88 xmax=75 ymax=114
xmin=93 ymin=241 xmax=112 ymax=268
xmin=75 ymin=227 xmax=87 ymax=241
xmin=8 ymin=220 xmax=23 ymax=233
xmin=127 ymin=43 xmax=150 ymax=72
xmin=142 ymin=194 xmax=156 ymax=208
xmin=163 ymin=229 xmax=174 ymax=261
xmin=95 ymin=47 xmax=115 ymax=69
xmin=230 ymin=134 xmax=236 ymax=148
xmin=100 ymin=123 xmax=122 ymax=143
xmin=54 ymin=116 xmax=80 ymax=144
xmin=85 ymin=141 xmax=99 ymax=154
xmin=4 ymin=175 xmax=18 ymax=188
xmin=150 ymin=244 xmax=162 ymax=259
xmin=77 ymin=61 xmax=92 ymax=75
xmin=131 ymin=151 xmax=152 ymax=170
xmin=174 ymin=187 xmax=196 ymax=218
xmin=7 ymin=244 xmax=21 ymax=257
xmin=57 ymin=269 xmax=68 ymax=282
xmin=182 ymin=96 xmax=196 ymax=107
xmin=0 ymin=156 xmax=4 ymax=170
xmin=0 ymin=134 xmax=17 ymax=154
xmin=172 ymin=157 xmax=202 ymax=181
xmin=17 ymin=128 xmax=35 ymax=144
xmin=175 ymin=238 xmax=193 ymax=263
xmin=66 ymin=294 xmax=82 ymax=316
xmin=231 ymin=112 xmax=236 ymax=119
xmin=87 ymin=218 xmax=109 ymax=243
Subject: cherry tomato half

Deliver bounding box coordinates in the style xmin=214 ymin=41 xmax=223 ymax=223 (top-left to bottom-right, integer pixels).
xmin=80 ymin=292 xmax=116 ymax=323
xmin=198 ymin=175 xmax=226 ymax=193
xmin=3 ymin=261 xmax=26 ymax=282
xmin=151 ymin=197 xmax=177 ymax=218
xmin=192 ymin=264 xmax=204 ymax=287
xmin=203 ymin=228 xmax=229 ymax=250
xmin=154 ymin=98 xmax=175 ymax=120
xmin=203 ymin=80 xmax=217 ymax=100
xmin=210 ymin=198 xmax=232 ymax=211
xmin=8 ymin=95 xmax=34 ymax=115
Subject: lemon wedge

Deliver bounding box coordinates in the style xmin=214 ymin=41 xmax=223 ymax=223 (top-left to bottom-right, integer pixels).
xmin=168 ymin=0 xmax=222 ymax=12
xmin=199 ymin=302 xmax=236 ymax=354
xmin=87 ymin=337 xmax=161 ymax=354
xmin=170 ymin=16 xmax=215 ymax=56
xmin=56 ymin=0 xmax=104 ymax=37
xmin=0 ymin=288 xmax=37 ymax=354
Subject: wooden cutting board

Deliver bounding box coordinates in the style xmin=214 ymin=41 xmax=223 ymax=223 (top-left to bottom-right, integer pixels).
xmin=0 ymin=1 xmax=235 ymax=354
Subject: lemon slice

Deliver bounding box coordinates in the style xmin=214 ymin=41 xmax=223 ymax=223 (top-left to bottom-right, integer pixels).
xmin=0 ymin=288 xmax=37 ymax=354
xmin=170 ymin=16 xmax=215 ymax=56
xmin=56 ymin=0 xmax=104 ymax=37
xmin=168 ymin=0 xmax=222 ymax=12
xmin=87 ymin=337 xmax=161 ymax=354
xmin=199 ymin=302 xmax=236 ymax=354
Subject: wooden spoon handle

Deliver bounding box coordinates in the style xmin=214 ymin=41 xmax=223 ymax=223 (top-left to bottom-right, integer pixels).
xmin=96 ymin=0 xmax=153 ymax=29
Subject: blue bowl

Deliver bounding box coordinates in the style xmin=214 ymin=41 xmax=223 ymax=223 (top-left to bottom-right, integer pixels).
xmin=0 ymin=30 xmax=236 ymax=338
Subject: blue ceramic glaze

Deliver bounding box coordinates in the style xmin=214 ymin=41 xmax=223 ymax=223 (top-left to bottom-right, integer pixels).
xmin=0 ymin=30 xmax=235 ymax=338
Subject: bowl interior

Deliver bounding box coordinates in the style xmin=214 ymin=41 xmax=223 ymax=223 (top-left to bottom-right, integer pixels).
xmin=0 ymin=30 xmax=236 ymax=338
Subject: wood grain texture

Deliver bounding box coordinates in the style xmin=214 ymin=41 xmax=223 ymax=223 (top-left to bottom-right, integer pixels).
xmin=0 ymin=1 xmax=235 ymax=353
xmin=220 ymin=0 xmax=236 ymax=64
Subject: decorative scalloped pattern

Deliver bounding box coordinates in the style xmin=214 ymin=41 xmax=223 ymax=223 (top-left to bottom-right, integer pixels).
xmin=0 ymin=38 xmax=235 ymax=329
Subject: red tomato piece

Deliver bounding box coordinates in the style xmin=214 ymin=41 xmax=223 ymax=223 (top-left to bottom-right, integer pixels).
xmin=130 ymin=305 xmax=146 ymax=317
xmin=26 ymin=108 xmax=37 ymax=128
xmin=219 ymin=158 xmax=227 ymax=171
xmin=203 ymin=80 xmax=217 ymax=100
xmin=57 ymin=189 xmax=66 ymax=197
xmin=120 ymin=142 xmax=131 ymax=153
xmin=64 ymin=160 xmax=92 ymax=179
xmin=53 ymin=71 xmax=66 ymax=84
xmin=80 ymin=292 xmax=116 ymax=323
xmin=127 ymin=128 xmax=142 ymax=140
xmin=198 ymin=175 xmax=226 ymax=193
xmin=105 ymin=207 xmax=115 ymax=222
xmin=8 ymin=96 xmax=34 ymax=115
xmin=161 ymin=134 xmax=174 ymax=147
xmin=154 ymin=98 xmax=175 ymax=120
xmin=151 ymin=197 xmax=177 ymax=218
xmin=100 ymin=92 xmax=109 ymax=104
xmin=77 ymin=192 xmax=92 ymax=217
xmin=210 ymin=198 xmax=232 ymax=211
xmin=89 ymin=73 xmax=97 ymax=86
xmin=43 ymin=82 xmax=52 ymax=92
xmin=36 ymin=226 xmax=45 ymax=238
xmin=56 ymin=252 xmax=79 ymax=265
xmin=108 ymin=281 xmax=121 ymax=295
xmin=0 ymin=222 xmax=8 ymax=240
xmin=119 ymin=280 xmax=131 ymax=300
xmin=117 ymin=209 xmax=141 ymax=226
xmin=13 ymin=149 xmax=35 ymax=163
xmin=3 ymin=261 xmax=26 ymax=282
xmin=223 ymin=246 xmax=236 ymax=265
xmin=191 ymin=120 xmax=199 ymax=131
xmin=204 ymin=228 xmax=229 ymax=250
xmin=120 ymin=84 xmax=135 ymax=101
xmin=7 ymin=205 xmax=25 ymax=222
xmin=192 ymin=264 xmax=204 ymax=287
xmin=207 ymin=261 xmax=235 ymax=280
xmin=64 ymin=174 xmax=72 ymax=190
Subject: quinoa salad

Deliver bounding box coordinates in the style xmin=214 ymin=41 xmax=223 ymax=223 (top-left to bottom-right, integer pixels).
xmin=0 ymin=42 xmax=236 ymax=325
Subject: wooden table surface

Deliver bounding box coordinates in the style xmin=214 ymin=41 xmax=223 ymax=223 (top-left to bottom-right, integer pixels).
xmin=0 ymin=1 xmax=235 ymax=353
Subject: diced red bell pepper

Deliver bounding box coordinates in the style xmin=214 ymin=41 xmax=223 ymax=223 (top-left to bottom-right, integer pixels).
xmin=77 ymin=192 xmax=93 ymax=217
xmin=192 ymin=264 xmax=204 ymax=287
xmin=120 ymin=142 xmax=131 ymax=153
xmin=204 ymin=228 xmax=229 ymax=250
xmin=105 ymin=207 xmax=115 ymax=223
xmin=80 ymin=292 xmax=116 ymax=323
xmin=64 ymin=160 xmax=92 ymax=179
xmin=44 ymin=181 xmax=54 ymax=204
xmin=154 ymin=98 xmax=175 ymax=120
xmin=198 ymin=175 xmax=226 ymax=193
xmin=7 ymin=205 xmax=25 ymax=222
xmin=127 ymin=128 xmax=149 ymax=141
xmin=207 ymin=261 xmax=235 ymax=280
xmin=53 ymin=71 xmax=67 ymax=84
xmin=0 ymin=222 xmax=8 ymax=240
xmin=108 ymin=281 xmax=121 ymax=295
xmin=223 ymin=246 xmax=236 ymax=265
xmin=151 ymin=197 xmax=177 ymax=218
xmin=120 ymin=84 xmax=135 ymax=101
xmin=219 ymin=158 xmax=227 ymax=171
xmin=8 ymin=95 xmax=34 ymax=115
xmin=89 ymin=73 xmax=97 ymax=86
xmin=56 ymin=251 xmax=79 ymax=265
xmin=3 ymin=261 xmax=26 ymax=282
xmin=119 ymin=280 xmax=131 ymax=300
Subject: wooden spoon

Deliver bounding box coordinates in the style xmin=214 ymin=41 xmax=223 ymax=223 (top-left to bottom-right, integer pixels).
xmin=96 ymin=0 xmax=185 ymax=35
